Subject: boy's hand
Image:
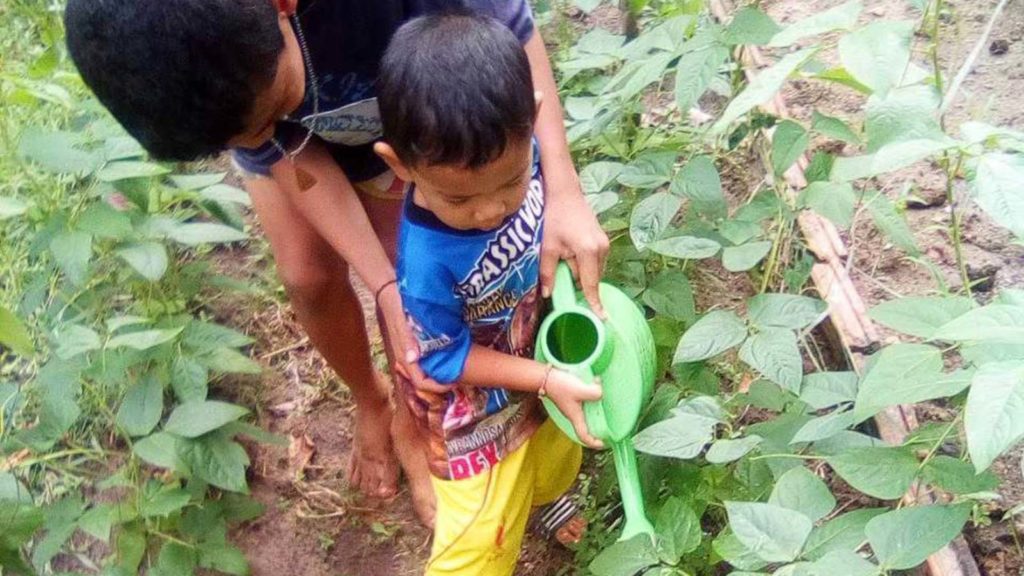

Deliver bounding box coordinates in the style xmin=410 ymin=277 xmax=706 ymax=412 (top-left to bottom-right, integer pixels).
xmin=540 ymin=190 xmax=610 ymax=319
xmin=545 ymin=370 xmax=604 ymax=449
xmin=377 ymin=285 xmax=448 ymax=394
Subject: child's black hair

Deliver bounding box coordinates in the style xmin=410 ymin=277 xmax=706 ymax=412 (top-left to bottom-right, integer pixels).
xmin=65 ymin=0 xmax=283 ymax=161
xmin=377 ymin=11 xmax=535 ymax=169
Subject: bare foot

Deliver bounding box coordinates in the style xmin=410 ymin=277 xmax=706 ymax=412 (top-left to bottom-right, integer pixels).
xmin=555 ymin=515 xmax=587 ymax=546
xmin=347 ymin=385 xmax=400 ymax=499
xmin=391 ymin=400 xmax=437 ymax=527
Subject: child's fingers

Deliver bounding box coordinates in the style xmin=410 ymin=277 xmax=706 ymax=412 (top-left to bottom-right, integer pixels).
xmin=577 ymin=254 xmax=606 ymax=320
xmin=539 ymin=246 xmax=558 ymax=299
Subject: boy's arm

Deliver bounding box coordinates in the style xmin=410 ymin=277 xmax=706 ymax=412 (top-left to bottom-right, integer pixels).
xmin=524 ymin=31 xmax=611 ymax=318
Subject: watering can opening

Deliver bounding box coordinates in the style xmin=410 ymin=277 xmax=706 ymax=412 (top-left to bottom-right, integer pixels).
xmin=542 ymin=310 xmax=604 ymax=367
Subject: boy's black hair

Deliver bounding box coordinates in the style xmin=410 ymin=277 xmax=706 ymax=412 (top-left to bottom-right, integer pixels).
xmin=65 ymin=0 xmax=283 ymax=161
xmin=377 ymin=11 xmax=535 ymax=169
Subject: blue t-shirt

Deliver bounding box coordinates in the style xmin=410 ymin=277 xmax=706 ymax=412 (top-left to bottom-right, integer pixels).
xmin=231 ymin=0 xmax=534 ymax=181
xmin=396 ymin=143 xmax=546 ymax=480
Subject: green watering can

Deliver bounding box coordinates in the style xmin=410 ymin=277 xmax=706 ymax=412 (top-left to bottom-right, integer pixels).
xmin=535 ymin=263 xmax=657 ymax=541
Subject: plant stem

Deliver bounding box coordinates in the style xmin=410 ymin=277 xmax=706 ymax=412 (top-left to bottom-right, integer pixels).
xmin=943 ymin=153 xmax=972 ymax=297
xmin=915 ymin=412 xmax=962 ymax=476
xmin=749 ymin=453 xmax=824 ymax=462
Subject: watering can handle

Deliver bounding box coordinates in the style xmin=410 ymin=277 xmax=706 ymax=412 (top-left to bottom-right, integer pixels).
xmin=550 ymin=262 xmax=578 ymax=311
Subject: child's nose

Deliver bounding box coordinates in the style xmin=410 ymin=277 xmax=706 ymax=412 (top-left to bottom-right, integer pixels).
xmin=475 ymin=202 xmax=507 ymax=224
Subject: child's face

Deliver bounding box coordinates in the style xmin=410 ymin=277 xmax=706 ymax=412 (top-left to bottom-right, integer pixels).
xmin=406 ymin=138 xmax=534 ymax=231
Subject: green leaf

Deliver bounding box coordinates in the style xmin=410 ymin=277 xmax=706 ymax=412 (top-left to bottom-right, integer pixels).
xmin=116 ymin=526 xmax=147 ymax=573
xmin=165 ymin=400 xmax=250 ymax=438
xmin=200 ymin=184 xmax=251 ymax=206
xmin=853 ymin=343 xmax=947 ymax=420
xmin=18 ymin=129 xmax=102 ymax=175
xmin=934 ymin=304 xmax=1024 ymax=342
xmin=740 ymin=328 xmax=802 ymax=393
xmin=0 ymin=305 xmax=33 ymax=357
xmin=630 ymin=192 xmax=682 ymax=250
xmin=116 ymin=242 xmax=169 ymax=282
xmin=719 ymin=220 xmax=763 ymax=245
xmin=133 ymin=432 xmax=185 ymax=472
xmin=140 ymin=487 xmax=190 ymax=519
xmin=182 ymin=321 xmax=253 ymax=351
xmin=671 ymin=156 xmax=726 ymax=220
xmin=199 ymin=347 xmax=262 ymax=374
xmin=53 ymin=324 xmax=101 ymax=359
xmin=865 ymin=193 xmax=920 ymax=255
xmin=827 ymin=446 xmax=919 ymax=499
xmin=580 ymin=162 xmax=625 ymax=195
xmin=706 ymin=435 xmax=763 ymax=464
xmin=177 ymin=433 xmax=250 ymax=493
xmin=712 ymin=47 xmax=817 ymax=133
xmin=155 ymin=543 xmax=197 ymax=576
xmin=772 ymin=121 xmax=809 ymax=176
xmin=77 ymin=202 xmax=133 ymax=240
xmin=768 ymin=1 xmax=862 ymax=47
xmin=838 ymin=21 xmax=915 ymax=96
xmin=868 ymin=296 xmax=975 ymax=339
xmin=964 ymin=361 xmax=1024 ymax=472
xmin=803 ymin=508 xmax=886 ymax=560
xmin=725 ymin=501 xmax=813 ymax=562
xmin=167 ymin=223 xmax=247 ymax=245
xmin=107 ymin=327 xmax=183 ymax=351
xmin=0 ymin=197 xmax=29 ymax=220
xmin=169 ymin=172 xmax=226 ymax=190
xmin=171 ymin=357 xmax=209 ymax=403
xmin=800 ymin=372 xmax=858 ymax=410
xmin=675 ymin=43 xmax=730 ymax=114
xmin=713 ymin=531 xmax=768 ymax=571
xmin=673 ymin=310 xmax=747 ymax=362
xmin=648 ymin=236 xmax=722 ymax=260
xmin=724 ymin=7 xmax=781 ymax=45
xmin=831 ymin=138 xmax=955 ymax=182
xmin=792 ymin=408 xmax=858 ymax=443
xmin=723 ymin=241 xmax=773 ymax=272
xmin=590 ymin=534 xmax=659 ymax=576
xmin=50 ymin=231 xmax=93 ymax=286
xmin=642 ymin=270 xmax=696 ymax=324
xmin=865 ymin=85 xmax=943 ymax=151
xmin=198 ymin=542 xmax=249 ymax=575
xmin=634 ymin=412 xmax=716 ymax=459
xmin=970 ymin=153 xmax=1024 ymax=237
xmin=586 ymin=192 xmax=619 ymax=215
xmin=748 ymin=294 xmax=827 ymax=330
xmin=922 ymin=455 xmax=1000 ymax=494
xmin=811 ymin=111 xmax=860 ymax=145
xmin=116 ymin=373 xmax=164 ymax=437
xmin=655 ymin=497 xmax=702 ymax=563
xmin=811 ymin=550 xmax=879 ymax=576
xmin=769 ymin=467 xmax=836 ymax=522
xmin=866 ymin=505 xmax=970 ymax=569
xmin=798 ymin=181 xmax=857 ymax=229
xmin=97 ymin=160 xmax=170 ymax=182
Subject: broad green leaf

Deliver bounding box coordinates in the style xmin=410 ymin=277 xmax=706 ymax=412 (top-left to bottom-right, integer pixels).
xmin=865 ymin=85 xmax=943 ymax=151
xmin=792 ymin=408 xmax=858 ymax=444
xmin=971 ymin=153 xmax=1024 ymax=237
xmin=774 ymin=564 xmax=815 ymax=576
xmin=866 ymin=505 xmax=970 ymax=569
xmin=31 ymin=497 xmax=83 ymax=569
xmin=0 ymin=473 xmax=30 ymax=503
xmin=933 ymin=304 xmax=1024 ymax=342
xmin=771 ymin=121 xmax=809 ymax=176
xmin=811 ymin=550 xmax=879 ymax=576
xmin=865 ymin=193 xmax=920 ymax=255
xmin=723 ymin=241 xmax=772 ymax=272
xmin=18 ymin=128 xmax=102 ymax=175
xmin=198 ymin=542 xmax=249 ymax=575
xmin=580 ymin=162 xmax=625 ymax=195
xmin=748 ymin=294 xmax=827 ymax=330
xmin=53 ymin=324 xmax=101 ymax=359
xmin=0 ymin=197 xmax=29 ymax=220
xmin=107 ymin=327 xmax=183 ymax=351
xmin=630 ymin=192 xmax=682 ymax=250
xmin=586 ymin=192 xmax=619 ymax=215
xmin=116 ymin=242 xmax=169 ymax=282
xmin=719 ymin=220 xmax=763 ymax=245
xmin=140 ymin=487 xmax=190 ymax=518
xmin=200 ymin=184 xmax=251 ymax=206
xmin=133 ymin=432 xmax=183 ymax=471
xmin=965 ymin=361 xmax=1024 ymax=472
xmin=648 ymin=236 xmax=722 ymax=260
xmin=811 ymin=111 xmax=860 ymax=145
xmin=634 ymin=412 xmax=716 ymax=459
xmin=922 ymin=455 xmax=1000 ymax=494
xmin=962 ymin=342 xmax=1024 ymax=365
xmin=167 ymin=222 xmax=247 ymax=245
xmin=831 ymin=138 xmax=956 ymax=182
xmin=0 ymin=305 xmax=33 ymax=357
xmin=768 ymin=1 xmax=862 ymax=47
xmin=812 ymin=430 xmax=883 ymax=456
xmin=50 ymin=231 xmax=93 ymax=286
xmin=78 ymin=202 xmax=133 ymax=240
xmin=671 ymin=156 xmax=726 ymax=220
xmin=182 ymin=320 xmax=253 ymax=351
xmin=868 ymin=296 xmax=975 ymax=339
xmin=97 ymin=160 xmax=170 ymax=181
xmin=769 ymin=467 xmax=836 ymax=522
xmin=853 ymin=343 xmax=946 ymax=420
xmin=165 ymin=400 xmax=250 ymax=438
xmin=803 ymin=508 xmax=886 ymax=560
xmin=199 ymin=347 xmax=262 ymax=374
xmin=800 ymin=372 xmax=858 ymax=409
xmin=798 ymin=181 xmax=857 ymax=229
xmin=642 ymin=270 xmax=696 ymax=324
xmin=827 ymin=446 xmax=919 ymax=499
xmin=724 ymin=7 xmax=781 ymax=45
xmin=116 ymin=526 xmax=147 ymax=573
xmin=155 ymin=543 xmax=198 ymax=576
xmin=706 ymin=435 xmax=763 ymax=464
xmin=176 ymin=433 xmax=250 ymax=493
xmin=674 ymin=310 xmax=747 ymax=362
xmin=740 ymin=328 xmax=802 ymax=393
xmin=675 ymin=395 xmax=727 ymax=423
xmin=713 ymin=531 xmax=768 ymax=571
xmin=116 ymin=373 xmax=164 ymax=437
xmin=712 ymin=48 xmax=817 ymax=133
xmin=725 ymin=501 xmax=813 ymax=563
xmin=675 ymin=42 xmax=730 ymax=114
xmin=169 ymin=172 xmax=226 ymax=190
xmin=590 ymin=534 xmax=659 ymax=576
xmin=813 ymin=67 xmax=873 ymax=94
xmin=171 ymin=357 xmax=209 ymax=403
xmin=655 ymin=497 xmax=702 ymax=563
xmin=838 ymin=21 xmax=914 ymax=96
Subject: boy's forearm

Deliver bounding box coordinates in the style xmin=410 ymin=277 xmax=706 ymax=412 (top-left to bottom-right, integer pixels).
xmin=458 ymin=344 xmax=548 ymax=393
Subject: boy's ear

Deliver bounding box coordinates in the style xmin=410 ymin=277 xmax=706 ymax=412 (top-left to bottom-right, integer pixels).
xmin=533 ymin=91 xmax=544 ymax=123
xmin=373 ymin=142 xmax=415 ymax=182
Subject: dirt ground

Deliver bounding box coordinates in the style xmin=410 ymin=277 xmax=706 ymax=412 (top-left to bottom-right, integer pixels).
xmin=760 ymin=0 xmax=1024 ymax=573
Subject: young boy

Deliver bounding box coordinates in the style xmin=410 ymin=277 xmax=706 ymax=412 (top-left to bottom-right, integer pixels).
xmin=373 ymin=12 xmax=604 ymax=575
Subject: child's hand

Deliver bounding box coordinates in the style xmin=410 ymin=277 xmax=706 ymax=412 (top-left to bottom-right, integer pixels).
xmin=545 ymin=370 xmax=604 ymax=449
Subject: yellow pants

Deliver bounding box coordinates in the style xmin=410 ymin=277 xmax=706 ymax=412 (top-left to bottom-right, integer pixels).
xmin=426 ymin=419 xmax=582 ymax=576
